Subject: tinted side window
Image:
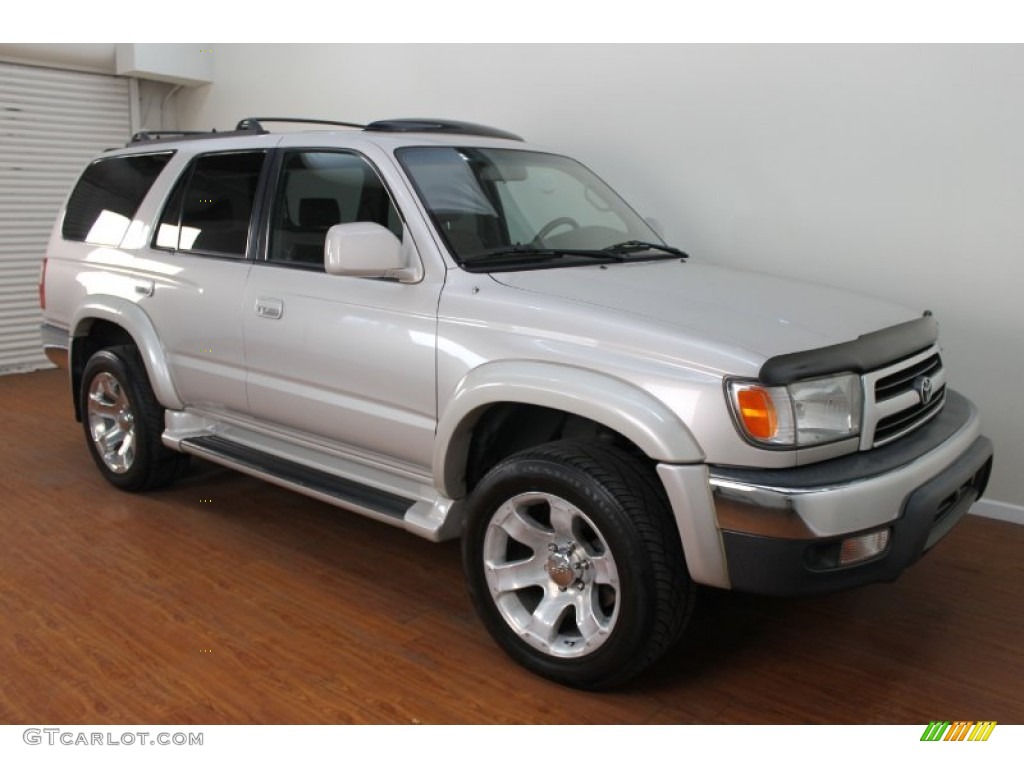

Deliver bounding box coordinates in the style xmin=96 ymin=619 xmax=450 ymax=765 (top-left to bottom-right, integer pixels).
xmin=154 ymin=152 xmax=265 ymax=257
xmin=267 ymin=151 xmax=402 ymax=268
xmin=62 ymin=152 xmax=174 ymax=245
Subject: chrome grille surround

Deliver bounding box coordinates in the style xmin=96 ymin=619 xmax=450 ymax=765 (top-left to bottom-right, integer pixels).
xmin=860 ymin=345 xmax=946 ymax=449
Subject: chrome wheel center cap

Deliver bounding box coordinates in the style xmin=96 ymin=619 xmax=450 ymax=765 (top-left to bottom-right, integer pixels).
xmin=545 ymin=549 xmax=577 ymax=588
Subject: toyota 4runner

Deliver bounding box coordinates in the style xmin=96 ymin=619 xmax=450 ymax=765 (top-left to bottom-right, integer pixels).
xmin=39 ymin=117 xmax=994 ymax=689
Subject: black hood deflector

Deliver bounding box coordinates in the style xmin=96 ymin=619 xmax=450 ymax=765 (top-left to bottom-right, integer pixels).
xmin=758 ymin=314 xmax=938 ymax=386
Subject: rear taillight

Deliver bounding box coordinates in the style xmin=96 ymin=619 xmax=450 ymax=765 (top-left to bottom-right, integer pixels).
xmin=38 ymin=258 xmax=47 ymax=310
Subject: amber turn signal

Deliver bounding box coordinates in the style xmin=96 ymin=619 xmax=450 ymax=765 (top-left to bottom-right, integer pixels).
xmin=736 ymin=387 xmax=778 ymax=440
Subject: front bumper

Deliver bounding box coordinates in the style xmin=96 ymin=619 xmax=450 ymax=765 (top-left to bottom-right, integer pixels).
xmin=697 ymin=389 xmax=992 ymax=596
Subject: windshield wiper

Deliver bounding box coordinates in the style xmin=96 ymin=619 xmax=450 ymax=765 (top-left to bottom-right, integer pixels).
xmin=461 ymin=245 xmax=626 ymax=265
xmin=603 ymin=240 xmax=689 ymax=258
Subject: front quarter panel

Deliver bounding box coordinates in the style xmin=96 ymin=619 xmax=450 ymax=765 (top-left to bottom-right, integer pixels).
xmin=435 ymin=359 xmax=705 ymax=497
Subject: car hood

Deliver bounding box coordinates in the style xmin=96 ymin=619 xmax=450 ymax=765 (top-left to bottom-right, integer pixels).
xmin=489 ymin=259 xmax=921 ymax=362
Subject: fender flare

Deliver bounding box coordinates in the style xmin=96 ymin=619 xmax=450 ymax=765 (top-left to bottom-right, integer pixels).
xmin=71 ymin=298 xmax=183 ymax=410
xmin=434 ymin=360 xmax=704 ymax=497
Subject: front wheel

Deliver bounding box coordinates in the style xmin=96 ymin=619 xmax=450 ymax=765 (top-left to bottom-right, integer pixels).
xmin=462 ymin=440 xmax=694 ymax=689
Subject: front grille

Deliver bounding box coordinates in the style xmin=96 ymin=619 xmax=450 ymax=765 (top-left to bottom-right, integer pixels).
xmin=874 ymin=388 xmax=946 ymax=444
xmin=875 ymin=352 xmax=942 ymax=400
xmin=867 ymin=350 xmax=946 ymax=447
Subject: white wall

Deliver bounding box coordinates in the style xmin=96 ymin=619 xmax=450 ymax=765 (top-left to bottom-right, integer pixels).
xmin=0 ymin=43 xmax=181 ymax=136
xmin=178 ymin=44 xmax=1024 ymax=509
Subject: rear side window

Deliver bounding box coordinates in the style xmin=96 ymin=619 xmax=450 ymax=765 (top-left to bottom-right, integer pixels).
xmin=62 ymin=152 xmax=174 ymax=245
xmin=154 ymin=151 xmax=265 ymax=257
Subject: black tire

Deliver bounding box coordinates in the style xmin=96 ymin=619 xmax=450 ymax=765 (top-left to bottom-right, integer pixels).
xmin=80 ymin=345 xmax=189 ymax=492
xmin=461 ymin=439 xmax=695 ymax=689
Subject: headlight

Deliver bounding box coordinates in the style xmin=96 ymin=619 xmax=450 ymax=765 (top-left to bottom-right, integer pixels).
xmin=727 ymin=373 xmax=862 ymax=448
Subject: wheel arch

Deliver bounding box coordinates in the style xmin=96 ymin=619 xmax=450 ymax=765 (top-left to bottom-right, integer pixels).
xmin=434 ymin=361 xmax=704 ymax=499
xmin=70 ymin=298 xmax=182 ymax=421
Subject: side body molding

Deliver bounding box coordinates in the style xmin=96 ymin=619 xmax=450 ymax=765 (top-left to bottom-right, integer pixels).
xmin=71 ymin=298 xmax=183 ymax=410
xmin=434 ymin=361 xmax=704 ymax=497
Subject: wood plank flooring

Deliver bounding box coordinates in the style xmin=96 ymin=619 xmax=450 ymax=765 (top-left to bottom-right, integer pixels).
xmin=1 ymin=368 xmax=1021 ymax=724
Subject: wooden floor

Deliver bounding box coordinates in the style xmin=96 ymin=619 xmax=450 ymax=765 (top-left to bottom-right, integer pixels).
xmin=1 ymin=368 xmax=1021 ymax=725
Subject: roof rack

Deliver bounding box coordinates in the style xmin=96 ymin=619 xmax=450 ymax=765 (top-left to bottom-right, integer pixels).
xmin=130 ymin=129 xmax=211 ymax=142
xmin=365 ymin=118 xmax=523 ymax=142
xmin=235 ymin=117 xmax=367 ymax=132
xmin=126 ymin=116 xmax=524 ymax=147
xmin=127 ymin=125 xmax=264 ymax=147
xmin=129 ymin=129 xmax=232 ymax=146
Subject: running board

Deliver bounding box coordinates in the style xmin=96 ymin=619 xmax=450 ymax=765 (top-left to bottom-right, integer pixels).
xmin=180 ymin=434 xmax=412 ymax=525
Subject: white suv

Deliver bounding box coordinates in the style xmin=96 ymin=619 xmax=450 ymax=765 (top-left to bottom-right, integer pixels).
xmin=39 ymin=117 xmax=993 ymax=688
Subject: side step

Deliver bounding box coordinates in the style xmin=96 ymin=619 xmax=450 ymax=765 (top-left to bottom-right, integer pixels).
xmin=179 ymin=434 xmax=413 ymax=523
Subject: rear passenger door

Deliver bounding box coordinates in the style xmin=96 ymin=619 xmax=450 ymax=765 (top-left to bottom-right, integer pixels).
xmin=242 ymin=148 xmax=440 ymax=471
xmin=139 ymin=150 xmax=267 ymax=412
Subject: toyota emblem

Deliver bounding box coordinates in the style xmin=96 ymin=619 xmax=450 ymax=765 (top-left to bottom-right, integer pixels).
xmin=914 ymin=376 xmax=934 ymax=405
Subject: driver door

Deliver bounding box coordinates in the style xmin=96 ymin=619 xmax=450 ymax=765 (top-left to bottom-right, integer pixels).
xmin=242 ymin=148 xmax=440 ymax=471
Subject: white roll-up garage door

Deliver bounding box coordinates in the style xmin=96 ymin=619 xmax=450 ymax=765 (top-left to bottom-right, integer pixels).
xmin=0 ymin=61 xmax=131 ymax=373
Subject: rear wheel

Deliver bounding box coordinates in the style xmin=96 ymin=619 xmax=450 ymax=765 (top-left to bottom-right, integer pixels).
xmin=81 ymin=346 xmax=188 ymax=491
xmin=462 ymin=440 xmax=694 ymax=689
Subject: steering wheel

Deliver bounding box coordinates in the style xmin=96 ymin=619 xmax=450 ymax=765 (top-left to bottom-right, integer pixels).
xmin=532 ymin=216 xmax=580 ymax=245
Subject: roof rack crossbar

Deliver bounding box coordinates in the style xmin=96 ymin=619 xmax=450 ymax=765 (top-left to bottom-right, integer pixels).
xmin=236 ymin=117 xmax=367 ymax=132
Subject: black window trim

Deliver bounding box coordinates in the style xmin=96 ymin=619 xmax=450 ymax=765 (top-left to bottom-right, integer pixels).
xmin=149 ymin=148 xmax=271 ymax=261
xmin=254 ymin=146 xmax=409 ymax=272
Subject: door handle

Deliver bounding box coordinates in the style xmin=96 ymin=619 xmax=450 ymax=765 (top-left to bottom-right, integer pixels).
xmin=255 ymin=297 xmax=283 ymax=320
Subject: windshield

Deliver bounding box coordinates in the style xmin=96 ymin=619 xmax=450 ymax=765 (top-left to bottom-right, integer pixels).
xmin=396 ymin=147 xmax=665 ymax=269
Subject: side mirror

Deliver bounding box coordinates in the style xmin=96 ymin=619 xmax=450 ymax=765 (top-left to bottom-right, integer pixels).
xmin=324 ymin=222 xmax=420 ymax=282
